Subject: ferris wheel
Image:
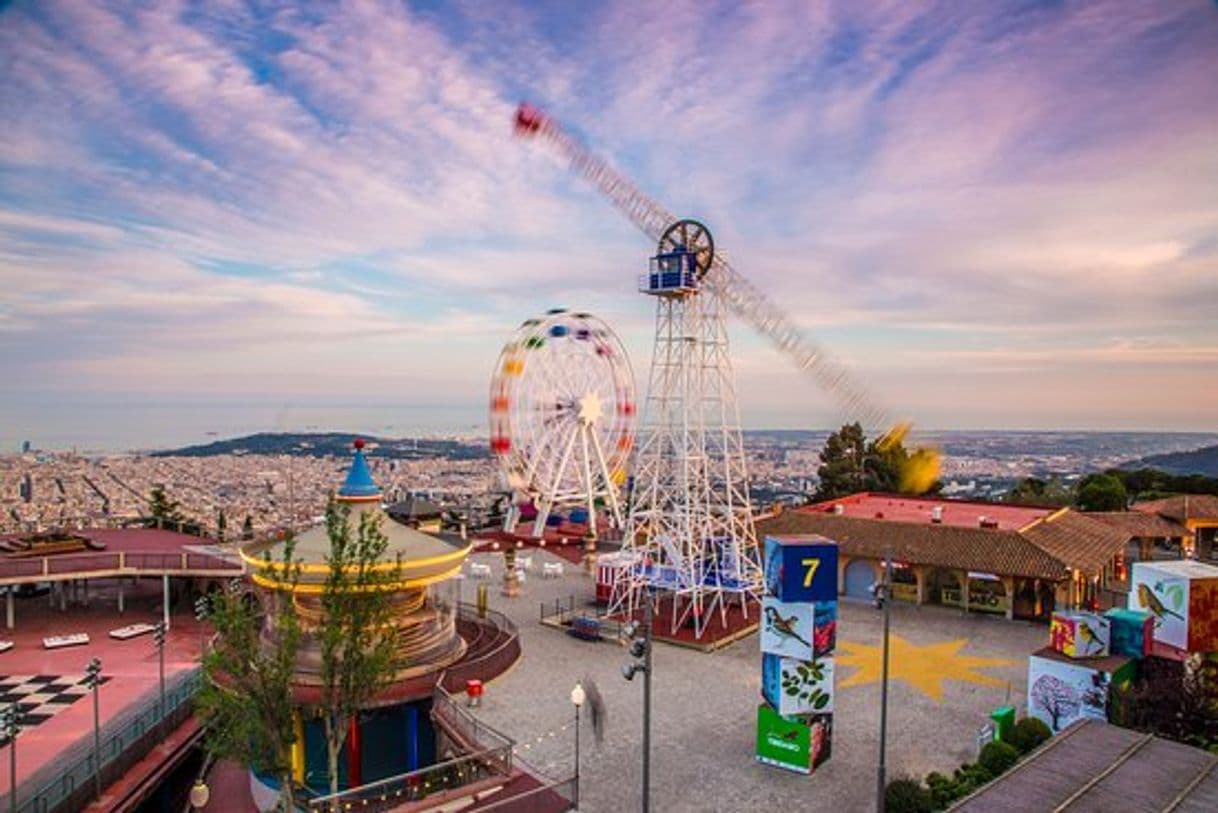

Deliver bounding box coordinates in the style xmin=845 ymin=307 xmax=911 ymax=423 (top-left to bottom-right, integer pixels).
xmin=489 ymin=308 xmax=636 ymax=538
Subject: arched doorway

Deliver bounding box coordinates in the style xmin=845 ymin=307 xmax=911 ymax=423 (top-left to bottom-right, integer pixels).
xmin=843 ymin=559 xmax=876 ymax=601
xmin=925 ymin=568 xmax=961 ymax=607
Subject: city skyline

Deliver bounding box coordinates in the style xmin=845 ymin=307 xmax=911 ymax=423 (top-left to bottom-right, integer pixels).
xmin=2 ymin=1 xmax=1217 ymax=439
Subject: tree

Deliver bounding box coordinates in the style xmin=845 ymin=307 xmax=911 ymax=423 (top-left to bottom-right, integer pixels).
xmin=217 ymin=510 xmax=227 ymax=542
xmin=812 ymin=423 xmax=925 ymax=501
xmin=317 ymin=500 xmax=403 ymax=804
xmin=1030 ymin=674 xmax=1080 ymax=732
xmin=1076 ymin=473 xmax=1128 ymax=511
xmin=148 ymin=484 xmax=185 ymax=528
xmin=197 ymin=541 xmax=302 ymax=811
xmin=1004 ymin=477 xmax=1073 ymax=507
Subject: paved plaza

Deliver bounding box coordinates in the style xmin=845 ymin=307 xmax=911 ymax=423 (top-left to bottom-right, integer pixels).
xmin=466 ymin=549 xmax=1046 ymax=813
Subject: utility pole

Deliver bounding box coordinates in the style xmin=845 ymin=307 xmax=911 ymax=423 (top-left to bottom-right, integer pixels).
xmin=875 ymin=551 xmax=893 ymax=812
xmin=153 ymin=622 xmax=167 ymax=721
xmin=2 ymin=704 xmax=18 ymax=813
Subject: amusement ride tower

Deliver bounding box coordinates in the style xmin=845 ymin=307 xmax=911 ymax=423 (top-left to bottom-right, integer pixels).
xmin=513 ymin=102 xmax=940 ymax=640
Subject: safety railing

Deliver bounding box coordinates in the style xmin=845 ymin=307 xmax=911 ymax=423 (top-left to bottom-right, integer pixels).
xmin=3 ymin=668 xmax=201 ymax=813
xmin=305 ymin=745 xmax=514 ymax=811
xmin=0 ymin=550 xmax=241 ymax=581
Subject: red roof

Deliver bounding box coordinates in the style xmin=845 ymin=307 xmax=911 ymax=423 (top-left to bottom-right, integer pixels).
xmin=801 ymin=492 xmax=1051 ymax=531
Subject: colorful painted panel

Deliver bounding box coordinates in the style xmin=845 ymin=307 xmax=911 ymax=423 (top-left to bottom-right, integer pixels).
xmin=1027 ymin=653 xmax=1130 ymax=734
xmin=761 ymin=597 xmax=814 ymax=660
xmin=755 ymin=705 xmax=832 ymax=775
xmin=1049 ymin=612 xmax=1110 ymax=658
xmin=762 ymin=654 xmax=834 ymax=717
xmin=1104 ymin=608 xmax=1153 ymax=659
xmin=763 ymin=536 xmax=838 ymax=603
xmin=1187 ymin=577 xmax=1218 ymax=653
xmin=813 ymin=600 xmax=837 ymax=658
xmin=1129 ymin=566 xmax=1190 ymax=651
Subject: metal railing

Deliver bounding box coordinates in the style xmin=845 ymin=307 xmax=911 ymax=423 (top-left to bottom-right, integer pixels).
xmin=0 ymin=550 xmax=241 ymax=582
xmin=540 ymin=594 xmax=625 ymax=641
xmin=3 ymin=668 xmax=201 ymax=813
xmin=305 ymin=745 xmax=513 ymax=811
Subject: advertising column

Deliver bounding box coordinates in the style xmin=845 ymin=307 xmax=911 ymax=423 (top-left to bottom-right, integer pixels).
xmin=757 ymin=536 xmax=838 ymax=774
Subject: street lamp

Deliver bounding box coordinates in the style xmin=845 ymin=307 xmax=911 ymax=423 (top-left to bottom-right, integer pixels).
xmin=875 ymin=552 xmax=893 ymax=813
xmin=153 ymin=621 xmax=167 ymax=720
xmin=84 ymin=657 xmax=103 ymax=799
xmin=189 ymin=779 xmax=210 ymax=809
xmin=194 ymin=595 xmax=209 ymax=659
xmin=570 ymin=683 xmax=585 ymax=809
xmin=2 ymin=704 xmax=19 ymax=813
xmin=621 ymin=593 xmax=653 ymax=813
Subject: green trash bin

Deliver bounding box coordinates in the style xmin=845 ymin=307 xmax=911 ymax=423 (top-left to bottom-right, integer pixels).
xmin=991 ymin=704 xmax=1016 ymax=742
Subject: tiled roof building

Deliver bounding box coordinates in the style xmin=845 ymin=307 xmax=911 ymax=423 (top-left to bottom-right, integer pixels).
xmin=757 ymin=492 xmax=1197 ymax=621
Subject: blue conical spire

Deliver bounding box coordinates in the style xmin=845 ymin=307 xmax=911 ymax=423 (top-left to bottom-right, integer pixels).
xmin=338 ymin=439 xmax=381 ymax=499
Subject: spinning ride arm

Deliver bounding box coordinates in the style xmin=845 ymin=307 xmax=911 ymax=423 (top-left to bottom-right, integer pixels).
xmin=514 ymin=102 xmax=939 ymax=492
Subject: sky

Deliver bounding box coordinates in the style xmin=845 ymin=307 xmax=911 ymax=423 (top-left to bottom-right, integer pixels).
xmin=1 ymin=0 xmax=1217 ymax=450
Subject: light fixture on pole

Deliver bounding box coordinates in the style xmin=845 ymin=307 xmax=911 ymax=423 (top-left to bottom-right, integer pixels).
xmin=84 ymin=657 xmax=103 ymax=799
xmin=153 ymin=621 xmax=167 ymax=720
xmin=2 ymin=703 xmax=19 ymax=813
xmin=193 ymin=595 xmax=209 ymax=659
xmin=189 ymin=778 xmax=210 ymax=809
xmin=621 ymin=592 xmax=653 ymax=813
xmin=875 ymin=551 xmax=893 ymax=812
xmin=570 ymin=682 xmax=586 ymax=809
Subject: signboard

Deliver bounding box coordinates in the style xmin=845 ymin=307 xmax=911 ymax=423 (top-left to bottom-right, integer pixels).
xmin=761 ymin=597 xmax=814 ymax=660
xmin=762 ymin=653 xmax=835 ymax=717
xmin=764 ymin=537 xmax=838 ymax=603
xmin=755 ymin=704 xmax=811 ymax=774
xmin=975 ymin=722 xmax=995 ymax=757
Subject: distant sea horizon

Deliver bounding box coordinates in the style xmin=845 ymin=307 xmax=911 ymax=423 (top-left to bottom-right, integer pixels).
xmin=1 ymin=401 xmax=1215 ymax=457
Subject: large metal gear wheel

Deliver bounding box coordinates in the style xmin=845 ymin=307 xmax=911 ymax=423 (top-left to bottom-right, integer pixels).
xmin=658 ymin=219 xmax=714 ymax=278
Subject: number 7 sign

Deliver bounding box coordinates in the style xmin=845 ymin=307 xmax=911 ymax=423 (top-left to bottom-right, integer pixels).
xmin=765 ymin=537 xmax=838 ymax=603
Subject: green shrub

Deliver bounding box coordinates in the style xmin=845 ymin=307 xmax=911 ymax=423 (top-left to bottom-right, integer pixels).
xmin=925 ymin=771 xmax=965 ymax=809
xmin=884 ymin=777 xmax=933 ymax=813
xmin=1005 ymin=717 xmax=1051 ymax=755
xmin=978 ymin=740 xmax=1019 ymax=776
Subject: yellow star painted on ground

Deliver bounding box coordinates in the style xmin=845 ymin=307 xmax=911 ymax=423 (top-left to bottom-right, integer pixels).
xmin=835 ymin=636 xmax=1015 ymax=702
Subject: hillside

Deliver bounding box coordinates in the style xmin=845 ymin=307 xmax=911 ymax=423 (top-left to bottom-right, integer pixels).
xmin=1133 ymin=444 xmax=1218 ymax=477
xmin=152 ymin=432 xmax=487 ymax=461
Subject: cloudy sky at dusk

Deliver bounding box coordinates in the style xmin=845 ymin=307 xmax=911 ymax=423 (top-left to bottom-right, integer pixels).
xmin=1 ymin=0 xmax=1216 ymax=448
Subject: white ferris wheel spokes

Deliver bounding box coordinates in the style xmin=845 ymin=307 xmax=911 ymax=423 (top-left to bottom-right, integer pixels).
xmin=489 ymin=309 xmax=635 ymax=538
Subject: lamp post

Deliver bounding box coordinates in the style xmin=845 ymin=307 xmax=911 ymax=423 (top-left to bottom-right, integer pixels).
xmin=2 ymin=704 xmax=18 ymax=813
xmin=621 ymin=591 xmax=653 ymax=813
xmin=153 ymin=621 xmax=167 ymax=720
xmin=189 ymin=779 xmax=210 ymax=810
xmin=875 ymin=552 xmax=893 ymax=812
xmin=193 ymin=595 xmax=209 ymax=659
xmin=84 ymin=657 xmax=103 ymax=799
xmin=570 ymin=683 xmax=585 ymax=809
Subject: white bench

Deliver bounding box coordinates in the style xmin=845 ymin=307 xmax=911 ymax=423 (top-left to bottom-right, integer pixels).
xmin=542 ymin=562 xmax=565 ymax=579
xmin=109 ymin=623 xmax=156 ymax=641
xmin=516 ymin=555 xmax=533 ymax=573
xmin=470 ymin=563 xmax=492 ymax=580
xmin=43 ymin=633 xmax=89 ymax=650
xmin=514 ymin=567 xmax=527 ymax=585
xmin=0 ymin=641 xmax=13 ymax=654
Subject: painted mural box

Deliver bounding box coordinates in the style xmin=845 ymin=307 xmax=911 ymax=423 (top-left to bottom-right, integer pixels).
xmin=762 ymin=653 xmax=834 ymax=716
xmin=1027 ymin=648 xmax=1135 ymax=735
xmin=763 ymin=536 xmax=838 ymax=604
xmin=761 ymin=597 xmax=836 ymax=660
xmin=755 ymin=704 xmax=832 ymax=775
xmin=1049 ymin=612 xmax=1111 ymax=658
xmin=1104 ymin=608 xmax=1153 ymax=659
xmin=1128 ymin=560 xmax=1218 ymax=653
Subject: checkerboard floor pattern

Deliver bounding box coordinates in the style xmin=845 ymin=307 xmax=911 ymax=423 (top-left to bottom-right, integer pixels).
xmin=0 ymin=674 xmax=111 ymax=743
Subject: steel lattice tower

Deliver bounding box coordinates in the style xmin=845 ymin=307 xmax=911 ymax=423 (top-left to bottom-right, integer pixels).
xmin=609 ymin=222 xmax=763 ymax=638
